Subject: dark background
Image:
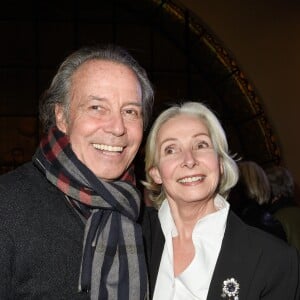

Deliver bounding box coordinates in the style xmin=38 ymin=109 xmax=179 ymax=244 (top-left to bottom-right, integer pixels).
xmin=0 ymin=0 xmax=280 ymax=176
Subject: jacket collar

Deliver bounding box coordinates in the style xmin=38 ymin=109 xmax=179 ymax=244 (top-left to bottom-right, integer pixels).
xmin=148 ymin=210 xmax=263 ymax=299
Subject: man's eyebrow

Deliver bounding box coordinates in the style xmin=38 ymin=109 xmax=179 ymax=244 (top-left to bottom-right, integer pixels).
xmin=87 ymin=95 xmax=106 ymax=101
xmin=124 ymin=102 xmax=142 ymax=107
xmin=86 ymin=96 xmax=142 ymax=107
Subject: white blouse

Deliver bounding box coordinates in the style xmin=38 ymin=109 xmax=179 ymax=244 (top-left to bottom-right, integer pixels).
xmin=153 ymin=195 xmax=229 ymax=300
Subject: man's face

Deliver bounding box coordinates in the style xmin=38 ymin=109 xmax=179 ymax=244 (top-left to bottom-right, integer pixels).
xmin=55 ymin=60 xmax=143 ymax=180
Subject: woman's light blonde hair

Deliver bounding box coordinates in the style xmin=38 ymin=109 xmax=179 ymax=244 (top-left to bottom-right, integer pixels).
xmin=143 ymin=101 xmax=239 ymax=208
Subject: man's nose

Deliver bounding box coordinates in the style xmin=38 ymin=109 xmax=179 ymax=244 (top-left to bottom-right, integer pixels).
xmin=104 ymin=112 xmax=126 ymax=136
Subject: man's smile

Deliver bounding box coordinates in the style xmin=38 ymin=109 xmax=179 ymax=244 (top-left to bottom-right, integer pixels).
xmin=92 ymin=143 xmax=124 ymax=152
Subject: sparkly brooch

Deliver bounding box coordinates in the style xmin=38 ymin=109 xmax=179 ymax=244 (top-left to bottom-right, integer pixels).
xmin=221 ymin=277 xmax=240 ymax=300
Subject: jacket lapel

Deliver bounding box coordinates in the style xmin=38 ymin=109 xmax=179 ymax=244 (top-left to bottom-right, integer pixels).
xmin=207 ymin=211 xmax=263 ymax=300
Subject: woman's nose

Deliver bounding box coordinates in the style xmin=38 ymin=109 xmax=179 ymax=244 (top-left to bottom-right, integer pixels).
xmin=181 ymin=150 xmax=199 ymax=168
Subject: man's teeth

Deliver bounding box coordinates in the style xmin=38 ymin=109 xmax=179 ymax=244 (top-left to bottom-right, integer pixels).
xmin=92 ymin=144 xmax=123 ymax=152
xmin=178 ymin=176 xmax=204 ymax=183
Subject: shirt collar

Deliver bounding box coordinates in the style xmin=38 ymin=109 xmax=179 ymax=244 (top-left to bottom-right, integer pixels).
xmin=158 ymin=194 xmax=229 ymax=239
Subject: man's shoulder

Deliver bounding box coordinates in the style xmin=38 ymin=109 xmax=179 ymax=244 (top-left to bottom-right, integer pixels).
xmin=0 ymin=162 xmax=38 ymax=185
xmin=0 ymin=162 xmax=58 ymax=210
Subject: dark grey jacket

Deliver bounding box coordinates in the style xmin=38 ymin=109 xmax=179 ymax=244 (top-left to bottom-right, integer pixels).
xmin=0 ymin=162 xmax=89 ymax=299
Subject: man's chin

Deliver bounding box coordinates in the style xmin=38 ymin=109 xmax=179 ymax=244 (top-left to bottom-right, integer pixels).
xmin=94 ymin=168 xmax=127 ymax=181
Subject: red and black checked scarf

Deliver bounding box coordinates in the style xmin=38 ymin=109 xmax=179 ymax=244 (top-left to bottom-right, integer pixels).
xmin=33 ymin=127 xmax=148 ymax=300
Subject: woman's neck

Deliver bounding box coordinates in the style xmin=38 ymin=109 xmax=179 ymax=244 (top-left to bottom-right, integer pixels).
xmin=168 ymin=198 xmax=217 ymax=239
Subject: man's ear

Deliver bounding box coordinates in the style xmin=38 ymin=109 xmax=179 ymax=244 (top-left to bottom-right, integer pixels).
xmin=55 ymin=104 xmax=67 ymax=133
xmin=149 ymin=166 xmax=162 ymax=184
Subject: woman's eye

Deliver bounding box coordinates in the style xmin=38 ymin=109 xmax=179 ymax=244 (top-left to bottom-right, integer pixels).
xmin=164 ymin=146 xmax=176 ymax=155
xmin=196 ymin=141 xmax=209 ymax=149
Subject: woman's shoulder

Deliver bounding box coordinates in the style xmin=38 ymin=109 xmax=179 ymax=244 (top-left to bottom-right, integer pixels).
xmin=216 ymin=212 xmax=300 ymax=300
xmin=228 ymin=210 xmax=297 ymax=258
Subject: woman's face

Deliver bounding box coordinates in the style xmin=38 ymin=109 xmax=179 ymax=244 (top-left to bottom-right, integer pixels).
xmin=150 ymin=114 xmax=222 ymax=206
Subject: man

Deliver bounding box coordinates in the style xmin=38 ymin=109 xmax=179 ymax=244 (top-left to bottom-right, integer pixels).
xmin=0 ymin=45 xmax=154 ymax=299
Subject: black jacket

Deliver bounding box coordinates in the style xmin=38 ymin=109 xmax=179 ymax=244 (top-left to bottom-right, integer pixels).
xmin=142 ymin=206 xmax=300 ymax=300
xmin=0 ymin=162 xmax=89 ymax=299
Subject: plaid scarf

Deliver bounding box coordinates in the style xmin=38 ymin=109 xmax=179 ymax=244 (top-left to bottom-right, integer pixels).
xmin=33 ymin=127 xmax=148 ymax=300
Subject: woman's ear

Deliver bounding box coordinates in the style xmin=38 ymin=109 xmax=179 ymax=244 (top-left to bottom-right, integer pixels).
xmin=219 ymin=158 xmax=224 ymax=175
xmin=149 ymin=167 xmax=162 ymax=184
xmin=55 ymin=104 xmax=67 ymax=133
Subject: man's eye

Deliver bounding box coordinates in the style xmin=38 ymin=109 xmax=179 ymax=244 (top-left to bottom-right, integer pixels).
xmin=90 ymin=105 xmax=101 ymax=110
xmin=122 ymin=108 xmax=140 ymax=119
xmin=89 ymin=105 xmax=107 ymax=114
xmin=126 ymin=109 xmax=137 ymax=115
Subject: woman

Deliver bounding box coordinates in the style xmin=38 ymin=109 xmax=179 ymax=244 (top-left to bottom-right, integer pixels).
xmin=142 ymin=102 xmax=299 ymax=299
